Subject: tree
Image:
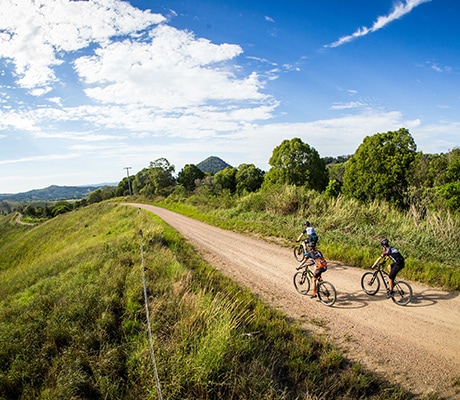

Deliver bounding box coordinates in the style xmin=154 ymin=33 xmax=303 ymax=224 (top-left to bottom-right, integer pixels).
xmin=116 ymin=177 xmax=132 ymax=197
xmin=235 ymin=163 xmax=264 ymax=194
xmin=144 ymin=158 xmax=176 ymax=197
xmin=213 ymin=167 xmax=237 ymax=194
xmin=342 ymin=128 xmax=417 ymax=207
xmin=87 ymin=189 xmax=103 ymax=204
xmin=132 ymin=168 xmax=151 ymax=195
xmin=435 ymin=148 xmax=460 ymax=211
xmin=52 ymin=200 xmax=73 ymax=215
xmin=263 ymin=138 xmax=328 ymax=191
xmin=177 ymin=164 xmax=205 ymax=191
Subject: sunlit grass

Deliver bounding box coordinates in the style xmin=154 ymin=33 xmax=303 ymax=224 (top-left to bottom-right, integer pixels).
xmin=0 ymin=202 xmax=430 ymax=399
xmin=161 ymin=186 xmax=460 ymax=290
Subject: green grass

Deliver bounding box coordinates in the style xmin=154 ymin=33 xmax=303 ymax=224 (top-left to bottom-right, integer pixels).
xmin=157 ymin=186 xmax=460 ymax=291
xmin=0 ymin=203 xmax=436 ymax=399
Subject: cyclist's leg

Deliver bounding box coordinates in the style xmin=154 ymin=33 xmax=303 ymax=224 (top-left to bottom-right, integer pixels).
xmin=310 ymin=277 xmax=317 ymax=297
xmin=388 ymin=263 xmax=404 ymax=294
xmin=311 ymin=268 xmax=326 ymax=297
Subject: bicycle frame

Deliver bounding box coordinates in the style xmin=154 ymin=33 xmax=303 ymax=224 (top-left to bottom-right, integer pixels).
xmin=361 ymin=261 xmax=413 ymax=306
xmin=370 ymin=264 xmax=391 ymax=291
xmin=293 ymin=262 xmax=336 ymax=306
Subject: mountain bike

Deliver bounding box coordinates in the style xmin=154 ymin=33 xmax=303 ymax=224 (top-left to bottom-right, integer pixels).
xmin=293 ymin=239 xmax=318 ymax=262
xmin=293 ymin=261 xmax=336 ymax=306
xmin=361 ymin=261 xmax=413 ymax=306
xmin=293 ymin=242 xmax=306 ymax=261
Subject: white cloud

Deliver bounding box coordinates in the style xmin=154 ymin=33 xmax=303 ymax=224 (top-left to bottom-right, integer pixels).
xmin=325 ymin=0 xmax=432 ymax=48
xmin=74 ymin=25 xmax=268 ymax=109
xmin=0 ymin=153 xmax=79 ymax=166
xmin=0 ymin=0 xmax=165 ymax=90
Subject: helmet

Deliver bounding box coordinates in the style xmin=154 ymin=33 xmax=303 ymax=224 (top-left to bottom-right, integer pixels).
xmin=304 ymin=221 xmax=310 ymax=226
xmin=380 ymin=238 xmax=389 ymax=247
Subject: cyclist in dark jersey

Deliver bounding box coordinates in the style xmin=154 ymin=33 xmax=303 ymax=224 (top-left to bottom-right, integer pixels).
xmin=371 ymin=238 xmax=405 ymax=297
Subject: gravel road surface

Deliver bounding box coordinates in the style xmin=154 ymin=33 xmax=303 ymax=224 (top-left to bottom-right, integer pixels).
xmin=130 ymin=203 xmax=460 ymax=399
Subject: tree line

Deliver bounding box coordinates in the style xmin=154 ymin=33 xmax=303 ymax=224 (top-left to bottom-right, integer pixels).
xmin=115 ymin=128 xmax=459 ymax=214
xmin=16 ymin=127 xmax=460 ymax=220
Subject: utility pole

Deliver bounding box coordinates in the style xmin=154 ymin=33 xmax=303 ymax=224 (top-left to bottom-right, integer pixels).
xmin=124 ymin=167 xmax=132 ymax=196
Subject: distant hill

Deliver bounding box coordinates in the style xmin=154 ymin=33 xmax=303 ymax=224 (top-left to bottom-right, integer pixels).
xmin=197 ymin=156 xmax=232 ymax=174
xmin=0 ymin=184 xmax=115 ymax=202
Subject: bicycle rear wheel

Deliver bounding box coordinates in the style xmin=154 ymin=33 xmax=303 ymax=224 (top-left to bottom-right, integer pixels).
xmin=361 ymin=272 xmax=380 ymax=295
xmin=293 ymin=245 xmax=305 ymax=262
xmin=317 ymin=281 xmax=336 ymax=306
xmin=293 ymin=271 xmax=310 ymax=295
xmin=391 ymin=280 xmax=413 ymax=306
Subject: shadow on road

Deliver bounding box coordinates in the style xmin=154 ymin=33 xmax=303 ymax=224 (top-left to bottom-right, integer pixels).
xmin=407 ymin=288 xmax=459 ymax=307
xmin=327 ymin=288 xmax=458 ymax=309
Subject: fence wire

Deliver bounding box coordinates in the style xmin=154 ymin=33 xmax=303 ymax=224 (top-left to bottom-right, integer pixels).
xmin=139 ymin=228 xmax=163 ymax=400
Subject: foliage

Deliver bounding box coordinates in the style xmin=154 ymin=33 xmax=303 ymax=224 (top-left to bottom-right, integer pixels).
xmin=0 ymin=204 xmax=414 ymax=399
xmin=177 ymin=164 xmax=205 ymax=191
xmin=263 ymin=137 xmax=329 ymax=191
xmin=213 ymin=167 xmax=237 ymax=193
xmin=342 ymin=128 xmax=417 ymax=208
xmin=235 ymin=163 xmax=265 ymax=195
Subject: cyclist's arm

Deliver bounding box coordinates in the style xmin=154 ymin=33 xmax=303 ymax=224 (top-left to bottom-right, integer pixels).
xmin=371 ymin=254 xmax=385 ymax=268
xmin=296 ymin=232 xmax=304 ymax=242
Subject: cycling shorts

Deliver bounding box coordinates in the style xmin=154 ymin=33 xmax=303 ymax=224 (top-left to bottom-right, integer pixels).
xmin=389 ymin=262 xmax=404 ymax=280
xmin=313 ymin=267 xmax=327 ymax=278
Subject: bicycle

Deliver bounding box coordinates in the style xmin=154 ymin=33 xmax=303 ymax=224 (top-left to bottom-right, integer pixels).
xmin=361 ymin=261 xmax=413 ymax=306
xmin=293 ymin=261 xmax=337 ymax=306
xmin=293 ymin=242 xmax=306 ymax=261
xmin=293 ymin=239 xmax=318 ymax=262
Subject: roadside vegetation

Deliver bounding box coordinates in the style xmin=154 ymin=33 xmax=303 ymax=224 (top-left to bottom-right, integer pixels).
xmin=157 ymin=183 xmax=460 ymax=291
xmin=0 ymin=203 xmax=421 ymax=399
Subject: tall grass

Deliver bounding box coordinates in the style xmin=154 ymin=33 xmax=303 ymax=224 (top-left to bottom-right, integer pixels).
xmin=162 ymin=185 xmax=460 ymax=291
xmin=0 ymin=203 xmax=424 ymax=399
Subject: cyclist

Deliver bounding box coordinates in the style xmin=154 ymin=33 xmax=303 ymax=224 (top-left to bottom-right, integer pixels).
xmin=296 ymin=220 xmax=318 ymax=257
xmin=371 ymin=238 xmax=405 ymax=298
xmin=297 ymin=244 xmax=328 ymax=298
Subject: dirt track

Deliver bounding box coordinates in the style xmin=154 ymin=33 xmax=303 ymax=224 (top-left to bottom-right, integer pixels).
xmin=130 ymin=203 xmax=460 ymax=399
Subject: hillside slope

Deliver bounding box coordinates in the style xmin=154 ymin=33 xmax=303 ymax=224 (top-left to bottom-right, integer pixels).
xmin=0 ymin=205 xmax=421 ymax=399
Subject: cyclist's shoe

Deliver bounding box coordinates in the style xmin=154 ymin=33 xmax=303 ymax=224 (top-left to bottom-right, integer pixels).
xmin=386 ymin=290 xmax=394 ymax=298
xmin=310 ymin=293 xmax=317 ymax=299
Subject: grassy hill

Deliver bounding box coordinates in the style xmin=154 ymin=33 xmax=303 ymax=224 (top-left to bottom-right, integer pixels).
xmin=0 ymin=203 xmax=418 ymax=399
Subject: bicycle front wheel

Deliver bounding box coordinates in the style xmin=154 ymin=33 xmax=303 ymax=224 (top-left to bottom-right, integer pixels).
xmin=392 ymin=281 xmax=413 ymax=306
xmin=317 ymin=281 xmax=337 ymax=306
xmin=293 ymin=245 xmax=305 ymax=262
xmin=361 ymin=272 xmax=380 ymax=295
xmin=293 ymin=271 xmax=310 ymax=295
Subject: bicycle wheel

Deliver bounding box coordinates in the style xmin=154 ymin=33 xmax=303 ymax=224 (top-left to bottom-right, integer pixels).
xmin=391 ymin=280 xmax=413 ymax=306
xmin=293 ymin=245 xmax=305 ymax=262
xmin=361 ymin=272 xmax=380 ymax=295
xmin=293 ymin=271 xmax=310 ymax=295
xmin=317 ymin=281 xmax=336 ymax=306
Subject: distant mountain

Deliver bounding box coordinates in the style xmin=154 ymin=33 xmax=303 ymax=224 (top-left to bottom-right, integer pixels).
xmin=197 ymin=156 xmax=232 ymax=174
xmin=0 ymin=184 xmax=116 ymax=202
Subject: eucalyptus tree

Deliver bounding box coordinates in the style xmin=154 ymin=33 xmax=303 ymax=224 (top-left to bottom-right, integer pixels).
xmin=343 ymin=128 xmax=417 ymax=207
xmin=263 ymin=138 xmax=328 ymax=191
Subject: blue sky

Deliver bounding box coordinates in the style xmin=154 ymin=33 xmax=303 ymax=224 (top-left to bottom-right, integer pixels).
xmin=1 ymin=0 xmax=459 ymax=193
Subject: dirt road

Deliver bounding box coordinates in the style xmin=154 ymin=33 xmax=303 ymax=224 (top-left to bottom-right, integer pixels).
xmin=130 ymin=203 xmax=460 ymax=399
